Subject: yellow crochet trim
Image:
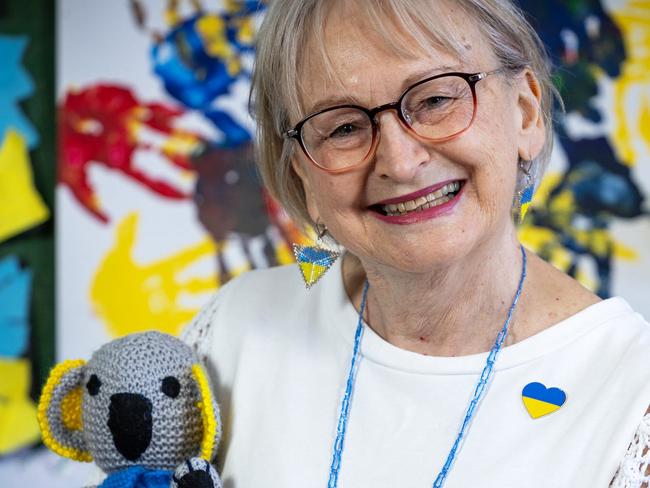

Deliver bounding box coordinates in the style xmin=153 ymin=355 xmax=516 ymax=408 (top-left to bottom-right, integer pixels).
xmin=192 ymin=364 xmax=218 ymax=460
xmin=61 ymin=386 xmax=84 ymax=431
xmin=37 ymin=359 xmax=92 ymax=462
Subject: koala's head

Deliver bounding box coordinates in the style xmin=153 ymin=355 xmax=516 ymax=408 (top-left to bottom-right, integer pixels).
xmin=37 ymin=332 xmax=221 ymax=474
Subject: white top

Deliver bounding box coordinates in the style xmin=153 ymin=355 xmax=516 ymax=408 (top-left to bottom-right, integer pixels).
xmin=183 ymin=260 xmax=650 ymax=487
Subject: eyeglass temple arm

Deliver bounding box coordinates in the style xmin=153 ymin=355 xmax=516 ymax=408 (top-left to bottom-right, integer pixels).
xmin=470 ymin=67 xmax=508 ymax=82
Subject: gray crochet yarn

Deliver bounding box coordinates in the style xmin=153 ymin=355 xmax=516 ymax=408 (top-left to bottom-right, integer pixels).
xmin=171 ymin=457 xmax=223 ymax=488
xmin=39 ymin=331 xmax=223 ymax=488
xmin=44 ymin=363 xmax=88 ymax=454
xmin=82 ymin=331 xmax=221 ymax=473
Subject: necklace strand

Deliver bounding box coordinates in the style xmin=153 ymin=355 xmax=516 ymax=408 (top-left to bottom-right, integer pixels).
xmin=327 ymin=245 xmax=527 ymax=487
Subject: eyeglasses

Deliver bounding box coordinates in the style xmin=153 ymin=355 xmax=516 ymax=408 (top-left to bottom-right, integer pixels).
xmin=283 ymin=69 xmax=503 ymax=173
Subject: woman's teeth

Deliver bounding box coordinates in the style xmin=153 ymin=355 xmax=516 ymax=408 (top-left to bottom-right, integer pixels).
xmin=381 ymin=181 xmax=461 ymax=216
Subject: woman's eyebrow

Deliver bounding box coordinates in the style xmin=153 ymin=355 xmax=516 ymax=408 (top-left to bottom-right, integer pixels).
xmin=305 ymin=95 xmax=361 ymax=116
xmin=303 ymin=64 xmax=464 ymax=116
xmin=399 ymin=64 xmax=464 ymax=89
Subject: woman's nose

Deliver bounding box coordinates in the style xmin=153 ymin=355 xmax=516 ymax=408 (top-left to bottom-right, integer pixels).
xmin=372 ymin=111 xmax=430 ymax=181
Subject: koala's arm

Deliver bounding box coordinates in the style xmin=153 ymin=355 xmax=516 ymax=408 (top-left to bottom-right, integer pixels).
xmin=172 ymin=458 xmax=222 ymax=488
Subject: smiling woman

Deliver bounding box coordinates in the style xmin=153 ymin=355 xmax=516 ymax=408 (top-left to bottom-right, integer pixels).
xmin=183 ymin=1 xmax=650 ymax=487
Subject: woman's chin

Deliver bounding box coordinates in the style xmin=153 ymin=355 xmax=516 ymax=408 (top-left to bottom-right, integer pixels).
xmin=358 ymin=235 xmax=478 ymax=275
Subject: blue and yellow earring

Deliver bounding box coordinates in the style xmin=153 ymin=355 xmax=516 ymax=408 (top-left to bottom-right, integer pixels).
xmin=293 ymin=221 xmax=340 ymax=289
xmin=516 ymin=160 xmax=534 ymax=223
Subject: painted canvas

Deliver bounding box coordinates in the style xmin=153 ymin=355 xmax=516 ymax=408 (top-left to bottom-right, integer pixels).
xmin=0 ymin=1 xmax=648 ymax=486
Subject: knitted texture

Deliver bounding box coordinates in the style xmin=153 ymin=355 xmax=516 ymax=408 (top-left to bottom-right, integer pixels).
xmin=82 ymin=332 xmax=221 ymax=473
xmin=171 ymin=457 xmax=222 ymax=488
xmin=181 ymin=293 xmax=221 ymax=364
xmin=611 ymin=413 xmax=650 ymax=487
xmin=61 ymin=385 xmax=84 ymax=430
xmin=37 ymin=360 xmax=91 ymax=461
xmin=98 ymin=466 xmax=173 ymax=488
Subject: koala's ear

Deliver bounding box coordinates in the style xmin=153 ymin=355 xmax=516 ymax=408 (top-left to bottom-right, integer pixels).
xmin=191 ymin=363 xmax=222 ymax=461
xmin=37 ymin=359 xmax=92 ymax=462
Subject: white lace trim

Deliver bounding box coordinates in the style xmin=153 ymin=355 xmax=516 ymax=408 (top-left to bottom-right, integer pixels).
xmin=181 ymin=292 xmax=221 ymax=364
xmin=611 ymin=413 xmax=650 ymax=487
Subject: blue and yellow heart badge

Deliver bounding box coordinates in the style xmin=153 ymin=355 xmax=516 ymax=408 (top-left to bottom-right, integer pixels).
xmin=522 ymin=382 xmax=566 ymax=419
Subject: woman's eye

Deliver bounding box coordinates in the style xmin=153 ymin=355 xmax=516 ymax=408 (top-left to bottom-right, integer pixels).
xmin=86 ymin=374 xmax=101 ymax=396
xmin=161 ymin=376 xmax=181 ymax=398
xmin=328 ymin=123 xmax=359 ymax=139
xmin=422 ymin=96 xmax=452 ymax=109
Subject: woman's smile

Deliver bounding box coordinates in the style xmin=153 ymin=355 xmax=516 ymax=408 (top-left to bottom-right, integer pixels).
xmin=369 ymin=179 xmax=465 ymax=224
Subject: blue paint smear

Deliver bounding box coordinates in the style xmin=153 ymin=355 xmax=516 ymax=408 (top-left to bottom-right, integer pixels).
xmin=0 ymin=255 xmax=32 ymax=358
xmin=150 ymin=4 xmax=265 ymax=148
xmin=0 ymin=35 xmax=39 ymax=149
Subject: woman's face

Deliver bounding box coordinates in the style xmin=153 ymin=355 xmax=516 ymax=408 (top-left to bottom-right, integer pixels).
xmin=291 ymin=5 xmax=545 ymax=273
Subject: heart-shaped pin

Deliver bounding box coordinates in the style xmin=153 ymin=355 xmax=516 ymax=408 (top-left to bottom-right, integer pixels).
xmin=522 ymin=382 xmax=566 ymax=419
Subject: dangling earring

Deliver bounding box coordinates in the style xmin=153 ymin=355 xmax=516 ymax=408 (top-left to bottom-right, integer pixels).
xmin=516 ymin=159 xmax=534 ymax=223
xmin=293 ymin=221 xmax=341 ymax=289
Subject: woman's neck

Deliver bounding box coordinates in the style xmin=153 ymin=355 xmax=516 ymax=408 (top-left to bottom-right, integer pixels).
xmin=343 ymin=231 xmax=526 ymax=357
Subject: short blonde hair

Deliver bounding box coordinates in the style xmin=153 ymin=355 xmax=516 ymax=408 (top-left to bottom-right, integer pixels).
xmin=251 ymin=0 xmax=558 ymax=230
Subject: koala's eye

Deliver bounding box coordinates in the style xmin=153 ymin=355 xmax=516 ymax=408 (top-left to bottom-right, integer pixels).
xmin=162 ymin=376 xmax=181 ymax=398
xmin=86 ymin=374 xmax=101 ymax=396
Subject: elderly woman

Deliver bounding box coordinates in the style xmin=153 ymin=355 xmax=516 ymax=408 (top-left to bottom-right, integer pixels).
xmin=183 ymin=0 xmax=650 ymax=486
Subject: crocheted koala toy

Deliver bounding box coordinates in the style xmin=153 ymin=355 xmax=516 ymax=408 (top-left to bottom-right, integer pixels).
xmin=37 ymin=331 xmax=222 ymax=488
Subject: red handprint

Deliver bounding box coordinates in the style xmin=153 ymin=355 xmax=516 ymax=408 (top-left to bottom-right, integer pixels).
xmin=59 ymin=83 xmax=203 ymax=222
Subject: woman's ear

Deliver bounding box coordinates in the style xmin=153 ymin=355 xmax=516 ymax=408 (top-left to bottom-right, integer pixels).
xmin=516 ymin=70 xmax=546 ymax=161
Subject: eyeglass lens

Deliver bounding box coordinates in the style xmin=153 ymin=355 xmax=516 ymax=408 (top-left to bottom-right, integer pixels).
xmin=300 ymin=75 xmax=476 ymax=171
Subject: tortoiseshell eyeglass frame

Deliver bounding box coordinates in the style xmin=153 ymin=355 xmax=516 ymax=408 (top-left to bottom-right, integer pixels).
xmin=283 ymin=68 xmax=505 ymax=173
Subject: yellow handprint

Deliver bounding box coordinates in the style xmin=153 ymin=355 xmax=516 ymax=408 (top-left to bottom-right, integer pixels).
xmin=90 ymin=212 xmax=218 ymax=337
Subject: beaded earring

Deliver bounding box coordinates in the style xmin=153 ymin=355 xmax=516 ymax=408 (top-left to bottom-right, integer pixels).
xmin=516 ymin=159 xmax=535 ymax=223
xmin=293 ymin=221 xmax=341 ymax=289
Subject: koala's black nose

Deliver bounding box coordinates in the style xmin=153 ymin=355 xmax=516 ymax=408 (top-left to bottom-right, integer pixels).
xmin=108 ymin=393 xmax=153 ymax=462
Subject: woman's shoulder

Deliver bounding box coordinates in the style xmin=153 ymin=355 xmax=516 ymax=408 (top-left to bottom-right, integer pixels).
xmin=201 ymin=263 xmax=307 ymax=316
xmin=224 ymin=262 xmax=307 ymax=296
xmin=181 ymin=263 xmax=324 ymax=358
xmin=574 ymin=296 xmax=650 ymax=354
xmin=548 ymin=296 xmax=650 ymax=407
xmin=515 ymin=251 xmax=650 ymax=370
xmin=516 ymin=252 xmax=612 ymax=340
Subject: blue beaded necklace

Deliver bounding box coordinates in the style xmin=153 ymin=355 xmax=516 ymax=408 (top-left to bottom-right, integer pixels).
xmin=327 ymin=245 xmax=527 ymax=487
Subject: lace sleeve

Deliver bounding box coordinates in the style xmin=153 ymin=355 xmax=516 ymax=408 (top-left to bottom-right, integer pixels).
xmin=611 ymin=413 xmax=650 ymax=487
xmin=180 ymin=292 xmax=222 ymax=364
